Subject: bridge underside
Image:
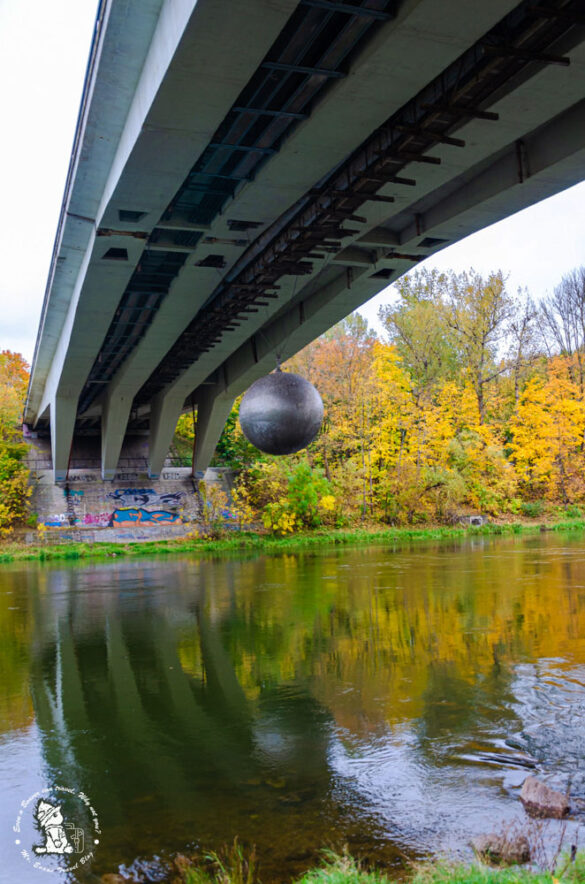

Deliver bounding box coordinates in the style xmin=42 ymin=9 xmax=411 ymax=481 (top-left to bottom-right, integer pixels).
xmin=24 ymin=0 xmax=585 ymax=480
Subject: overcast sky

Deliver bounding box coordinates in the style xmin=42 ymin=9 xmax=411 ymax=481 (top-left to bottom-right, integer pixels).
xmin=2 ymin=0 xmax=585 ymax=364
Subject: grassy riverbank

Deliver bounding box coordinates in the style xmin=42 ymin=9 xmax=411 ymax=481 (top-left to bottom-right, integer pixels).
xmin=283 ymin=853 xmax=585 ymax=884
xmin=158 ymin=848 xmax=585 ymax=884
xmin=2 ymin=517 xmax=585 ymax=564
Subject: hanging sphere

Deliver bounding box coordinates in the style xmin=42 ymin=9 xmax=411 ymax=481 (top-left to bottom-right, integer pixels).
xmin=239 ymin=370 xmax=324 ymax=455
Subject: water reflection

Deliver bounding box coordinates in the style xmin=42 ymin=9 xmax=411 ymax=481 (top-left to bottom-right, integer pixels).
xmin=1 ymin=535 xmax=585 ymax=880
xmin=18 ymin=559 xmax=384 ymax=879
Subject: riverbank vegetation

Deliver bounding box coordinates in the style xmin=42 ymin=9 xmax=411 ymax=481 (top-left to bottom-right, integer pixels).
xmin=0 ymin=350 xmax=31 ymax=537
xmin=103 ymin=846 xmax=585 ymax=884
xmin=289 ymin=852 xmax=585 ymax=884
xmin=3 ymin=517 xmax=585 ymax=563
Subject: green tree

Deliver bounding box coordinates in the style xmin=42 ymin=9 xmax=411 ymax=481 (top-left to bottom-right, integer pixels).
xmin=379 ymin=268 xmax=458 ymax=404
xmin=442 ymin=269 xmax=513 ymax=423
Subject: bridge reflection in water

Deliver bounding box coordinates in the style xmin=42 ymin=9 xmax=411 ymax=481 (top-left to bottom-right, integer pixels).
xmin=26 ymin=557 xmax=386 ymax=879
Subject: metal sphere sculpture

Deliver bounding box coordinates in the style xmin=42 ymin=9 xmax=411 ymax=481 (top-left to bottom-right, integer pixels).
xmin=239 ymin=369 xmax=324 ymax=455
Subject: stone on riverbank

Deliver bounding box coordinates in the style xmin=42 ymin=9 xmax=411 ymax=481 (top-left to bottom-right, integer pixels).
xmin=471 ymin=832 xmax=531 ymax=865
xmin=520 ymin=775 xmax=569 ymax=818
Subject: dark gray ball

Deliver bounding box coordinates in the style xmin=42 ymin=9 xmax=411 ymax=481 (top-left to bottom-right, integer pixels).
xmin=239 ymin=371 xmax=324 ymax=455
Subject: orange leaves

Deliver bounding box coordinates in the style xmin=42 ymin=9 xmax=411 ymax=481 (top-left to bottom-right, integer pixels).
xmin=0 ymin=351 xmax=29 ymax=443
xmin=0 ymin=350 xmax=29 ymax=390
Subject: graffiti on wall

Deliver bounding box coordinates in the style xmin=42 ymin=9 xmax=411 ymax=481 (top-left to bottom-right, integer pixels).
xmin=43 ymin=509 xmax=182 ymax=528
xmin=83 ymin=513 xmax=113 ymax=527
xmin=44 ymin=514 xmax=72 ymax=528
xmin=110 ymin=508 xmax=182 ymax=525
xmin=41 ymin=486 xmax=187 ymax=528
xmin=44 ymin=488 xmax=86 ymax=526
xmin=106 ymin=488 xmax=186 ymax=507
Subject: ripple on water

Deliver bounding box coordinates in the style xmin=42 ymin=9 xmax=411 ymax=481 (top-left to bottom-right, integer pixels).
xmin=509 ymin=661 xmax=585 ymax=801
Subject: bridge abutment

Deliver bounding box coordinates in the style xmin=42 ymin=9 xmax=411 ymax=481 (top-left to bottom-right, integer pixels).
xmin=26 ymin=435 xmax=236 ymax=539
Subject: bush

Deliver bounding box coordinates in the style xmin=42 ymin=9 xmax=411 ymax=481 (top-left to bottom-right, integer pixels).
xmin=286 ymin=460 xmax=332 ymax=529
xmin=520 ymin=500 xmax=545 ymax=518
xmin=198 ymin=480 xmax=230 ymax=537
xmin=236 ymin=458 xmax=336 ymax=535
xmin=0 ymin=443 xmax=31 ymax=537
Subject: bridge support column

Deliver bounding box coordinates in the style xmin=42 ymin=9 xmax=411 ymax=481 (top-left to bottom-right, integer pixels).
xmin=147 ymin=393 xmax=184 ymax=479
xmin=193 ymin=387 xmax=235 ymax=477
xmin=101 ymin=394 xmax=132 ymax=480
xmin=50 ymin=396 xmax=77 ymax=483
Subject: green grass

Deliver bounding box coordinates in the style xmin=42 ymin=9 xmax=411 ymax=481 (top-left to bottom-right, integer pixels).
xmin=294 ymin=851 xmax=585 ymax=884
xmin=408 ymin=863 xmax=581 ymax=884
xmin=177 ymin=850 xmax=585 ymax=884
xmin=293 ymin=853 xmax=395 ymax=884
xmin=2 ymin=518 xmax=585 ymax=564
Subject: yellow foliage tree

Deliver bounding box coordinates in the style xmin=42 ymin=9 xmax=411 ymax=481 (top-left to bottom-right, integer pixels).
xmin=0 ymin=351 xmax=32 ymax=536
xmin=509 ymin=357 xmax=585 ymax=503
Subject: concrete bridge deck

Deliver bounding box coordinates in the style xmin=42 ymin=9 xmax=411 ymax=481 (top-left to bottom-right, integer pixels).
xmin=24 ymin=0 xmax=585 ymax=481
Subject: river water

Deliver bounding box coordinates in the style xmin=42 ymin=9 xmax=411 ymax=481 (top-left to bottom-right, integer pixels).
xmin=1 ymin=533 xmax=585 ymax=882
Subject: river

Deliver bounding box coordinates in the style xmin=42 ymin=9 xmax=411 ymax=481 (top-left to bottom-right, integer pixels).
xmin=1 ymin=533 xmax=584 ymax=881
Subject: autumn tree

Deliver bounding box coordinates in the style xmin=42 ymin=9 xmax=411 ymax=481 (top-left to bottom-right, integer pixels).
xmin=379 ymin=267 xmax=458 ymax=404
xmin=506 ymin=291 xmax=541 ymax=405
xmin=0 ymin=350 xmax=29 ymax=439
xmin=287 ymin=313 xmax=378 ymax=516
xmin=509 ymin=357 xmax=585 ymax=504
xmin=0 ymin=351 xmax=31 ymax=535
xmin=442 ymin=269 xmax=513 ymax=423
xmin=539 ymin=266 xmax=585 ymax=395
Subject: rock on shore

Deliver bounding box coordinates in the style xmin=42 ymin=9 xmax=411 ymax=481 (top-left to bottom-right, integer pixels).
xmin=520 ymin=775 xmax=570 ymax=818
xmin=472 ymin=832 xmax=531 ymax=865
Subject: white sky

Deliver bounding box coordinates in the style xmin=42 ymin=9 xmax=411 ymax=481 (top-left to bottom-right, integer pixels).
xmin=1 ymin=0 xmax=584 ymax=364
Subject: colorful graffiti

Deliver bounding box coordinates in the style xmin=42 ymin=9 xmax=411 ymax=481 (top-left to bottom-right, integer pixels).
xmin=40 ymin=485 xmax=188 ymax=528
xmin=106 ymin=488 xmax=186 ymax=507
xmin=83 ymin=513 xmax=113 ymax=527
xmin=43 ymin=509 xmax=182 ymax=528
xmin=43 ymin=514 xmax=73 ymax=528
xmin=110 ymin=508 xmax=182 ymax=526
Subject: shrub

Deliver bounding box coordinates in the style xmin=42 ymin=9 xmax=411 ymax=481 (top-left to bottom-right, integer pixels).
xmin=0 ymin=442 xmax=31 ymax=537
xmin=235 ymin=458 xmax=335 ymax=535
xmin=520 ymin=500 xmax=545 ymax=518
